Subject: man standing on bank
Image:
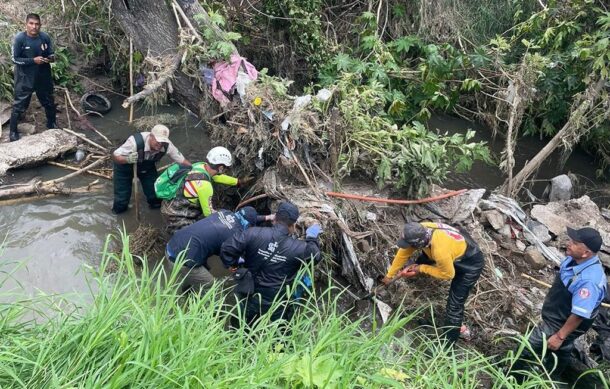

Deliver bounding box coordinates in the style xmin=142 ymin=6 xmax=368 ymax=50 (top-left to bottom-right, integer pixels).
xmin=112 ymin=124 xmax=191 ymax=214
xmin=511 ymin=227 xmax=606 ymax=381
xmin=382 ymin=221 xmax=484 ymax=343
xmin=9 ymin=13 xmax=57 ymax=142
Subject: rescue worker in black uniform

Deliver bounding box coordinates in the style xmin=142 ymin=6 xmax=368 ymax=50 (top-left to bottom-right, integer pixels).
xmin=220 ymin=201 xmax=322 ymax=327
xmin=382 ymin=221 xmax=485 ymax=343
xmin=111 ymin=124 xmax=191 ymax=214
xmin=9 ymin=13 xmax=57 ymax=142
xmin=166 ymin=206 xmax=274 ymax=292
xmin=511 ymin=227 xmax=606 ymax=381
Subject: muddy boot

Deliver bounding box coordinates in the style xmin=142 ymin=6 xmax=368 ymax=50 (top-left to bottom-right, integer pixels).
xmin=46 ymin=117 xmax=57 ymax=130
xmin=8 ymin=112 xmax=20 ymax=142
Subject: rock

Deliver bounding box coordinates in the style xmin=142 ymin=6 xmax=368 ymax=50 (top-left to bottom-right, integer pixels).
xmin=531 ymin=195 xmax=610 ymax=254
xmin=481 ymin=210 xmax=505 ymax=231
xmin=516 ymin=240 xmax=527 ymax=252
xmin=599 ymin=252 xmax=610 ymax=269
xmin=356 ymin=240 xmax=371 ymax=253
xmin=602 ymin=208 xmax=610 ymax=222
xmin=17 ymin=123 xmax=37 ymax=135
xmin=0 ymin=129 xmax=78 ymax=175
xmin=523 ymin=220 xmax=552 ymax=244
xmin=497 ymin=224 xmax=512 ymax=239
xmin=524 ymin=246 xmax=547 ymax=270
xmin=545 ymin=174 xmax=573 ymax=201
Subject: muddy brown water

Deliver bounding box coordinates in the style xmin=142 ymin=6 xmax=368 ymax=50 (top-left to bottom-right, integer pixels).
xmin=0 ymin=98 xmax=211 ymax=300
xmin=0 ymin=106 xmax=608 ymax=302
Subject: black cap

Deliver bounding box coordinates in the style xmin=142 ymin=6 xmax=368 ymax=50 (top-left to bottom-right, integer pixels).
xmin=567 ymin=226 xmax=603 ymax=253
xmin=397 ymin=222 xmax=429 ymax=248
xmin=236 ymin=206 xmax=258 ymax=227
xmin=276 ymin=201 xmax=299 ymax=224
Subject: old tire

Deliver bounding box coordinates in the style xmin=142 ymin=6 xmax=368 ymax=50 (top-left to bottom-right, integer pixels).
xmin=80 ymin=92 xmax=112 ymax=115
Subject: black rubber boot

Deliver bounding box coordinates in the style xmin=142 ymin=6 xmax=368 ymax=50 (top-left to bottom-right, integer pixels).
xmin=46 ymin=111 xmax=57 ymax=129
xmin=9 ymin=112 xmax=20 ymax=142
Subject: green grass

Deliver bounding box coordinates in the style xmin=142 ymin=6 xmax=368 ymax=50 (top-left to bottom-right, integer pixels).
xmin=0 ymin=232 xmax=596 ymax=388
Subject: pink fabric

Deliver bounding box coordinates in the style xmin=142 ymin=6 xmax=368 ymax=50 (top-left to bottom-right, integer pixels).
xmin=211 ymin=54 xmax=258 ymax=106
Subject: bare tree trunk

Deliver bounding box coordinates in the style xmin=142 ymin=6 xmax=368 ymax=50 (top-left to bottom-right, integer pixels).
xmin=110 ymin=0 xmax=206 ymax=115
xmin=502 ymin=77 xmax=606 ymax=196
xmin=110 ymin=0 xmax=238 ymax=117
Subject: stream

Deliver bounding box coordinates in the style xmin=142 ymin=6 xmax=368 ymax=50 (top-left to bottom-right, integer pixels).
xmin=0 ymin=105 xmax=608 ymax=301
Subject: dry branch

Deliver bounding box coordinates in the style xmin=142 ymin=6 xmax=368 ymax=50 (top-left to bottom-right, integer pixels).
xmin=60 ymin=128 xmax=108 ymax=152
xmin=121 ymin=54 xmax=182 ymax=108
xmin=503 ymin=77 xmax=607 ymax=196
xmin=47 ymin=161 xmax=112 ymax=180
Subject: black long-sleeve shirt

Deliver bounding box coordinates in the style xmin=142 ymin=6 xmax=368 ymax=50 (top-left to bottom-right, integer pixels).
xmin=220 ymin=224 xmax=321 ymax=292
xmin=12 ymin=31 xmax=54 ymax=85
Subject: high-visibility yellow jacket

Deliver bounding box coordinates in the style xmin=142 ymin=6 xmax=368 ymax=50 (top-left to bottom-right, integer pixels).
xmin=182 ymin=162 xmax=238 ymax=217
xmin=386 ymin=222 xmax=467 ymax=280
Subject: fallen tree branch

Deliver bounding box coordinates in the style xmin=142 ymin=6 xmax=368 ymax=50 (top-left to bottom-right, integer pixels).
xmin=121 ymin=54 xmax=182 ymax=108
xmin=47 ymin=157 xmax=108 ymax=185
xmin=60 ymin=128 xmax=108 ymax=152
xmin=503 ymin=77 xmax=606 ymax=196
xmin=47 ymin=161 xmax=112 ymax=180
xmin=0 ymin=159 xmax=107 ymax=200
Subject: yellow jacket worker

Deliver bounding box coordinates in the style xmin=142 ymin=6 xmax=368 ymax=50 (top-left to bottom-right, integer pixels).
xmin=382 ymin=222 xmax=484 ymax=343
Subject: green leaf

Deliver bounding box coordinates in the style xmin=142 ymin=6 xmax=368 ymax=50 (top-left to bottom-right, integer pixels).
xmin=334 ymin=53 xmax=352 ymax=71
xmin=361 ymin=35 xmax=378 ymax=51
xmin=391 ymin=36 xmax=418 ymax=54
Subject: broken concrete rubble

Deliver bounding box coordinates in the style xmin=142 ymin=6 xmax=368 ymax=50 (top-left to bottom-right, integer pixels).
xmin=523 ymin=220 xmax=552 ymax=244
xmin=524 ymin=246 xmax=547 ymax=270
xmin=545 ymin=174 xmax=573 ymax=201
xmin=531 ymin=195 xmax=610 ymax=254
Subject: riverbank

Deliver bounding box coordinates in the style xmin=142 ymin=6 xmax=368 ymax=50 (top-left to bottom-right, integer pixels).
xmin=0 ymin=236 xmax=563 ymax=388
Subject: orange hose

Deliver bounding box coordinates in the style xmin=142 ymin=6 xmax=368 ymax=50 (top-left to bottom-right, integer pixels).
xmin=325 ymin=189 xmax=468 ymax=205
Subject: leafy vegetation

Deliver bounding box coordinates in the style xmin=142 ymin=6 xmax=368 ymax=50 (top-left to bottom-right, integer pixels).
xmin=0 ymin=233 xmax=585 ymax=388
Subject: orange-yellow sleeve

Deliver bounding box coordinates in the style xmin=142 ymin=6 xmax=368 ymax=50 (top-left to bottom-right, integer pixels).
xmin=386 ymin=247 xmax=416 ymax=278
xmin=419 ymin=254 xmax=455 ymax=280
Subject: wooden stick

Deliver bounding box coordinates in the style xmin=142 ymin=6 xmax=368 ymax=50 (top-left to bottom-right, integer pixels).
xmin=64 ymin=93 xmax=72 ymax=130
xmin=47 ymin=161 xmax=112 ymax=180
xmin=129 ymin=38 xmax=134 ymax=123
xmin=172 ymin=0 xmax=203 ymax=43
xmin=521 ymin=273 xmax=610 ymax=308
xmin=0 ymin=184 xmax=104 ymax=206
xmin=47 ymin=157 xmax=108 ymax=185
xmin=63 ymin=89 xmax=113 ymax=146
xmin=60 ymin=128 xmax=108 ymax=152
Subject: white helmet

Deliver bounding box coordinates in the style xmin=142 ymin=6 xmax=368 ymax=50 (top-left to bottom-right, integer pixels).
xmin=206 ymin=146 xmax=233 ymax=167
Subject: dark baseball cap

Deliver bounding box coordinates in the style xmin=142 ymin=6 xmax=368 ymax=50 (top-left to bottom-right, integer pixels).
xmin=567 ymin=226 xmax=603 ymax=253
xmin=276 ymin=201 xmax=299 ymax=224
xmin=397 ymin=222 xmax=429 ymax=248
xmin=236 ymin=206 xmax=258 ymax=227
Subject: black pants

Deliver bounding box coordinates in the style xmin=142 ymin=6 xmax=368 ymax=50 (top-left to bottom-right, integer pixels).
xmin=417 ymin=251 xmax=485 ymax=342
xmin=10 ymin=72 xmax=56 ymax=131
xmin=231 ymin=288 xmax=294 ymax=331
xmin=510 ymin=321 xmax=575 ymax=382
xmin=112 ymin=161 xmax=160 ymax=214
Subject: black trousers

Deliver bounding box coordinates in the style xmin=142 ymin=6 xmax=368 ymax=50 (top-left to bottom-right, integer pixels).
xmin=231 ymin=288 xmax=294 ymax=331
xmin=510 ymin=321 xmax=575 ymax=382
xmin=10 ymin=72 xmax=56 ymax=131
xmin=444 ymin=251 xmax=485 ymax=342
xmin=417 ymin=250 xmax=485 ymax=342
xmin=112 ymin=161 xmax=160 ymax=214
